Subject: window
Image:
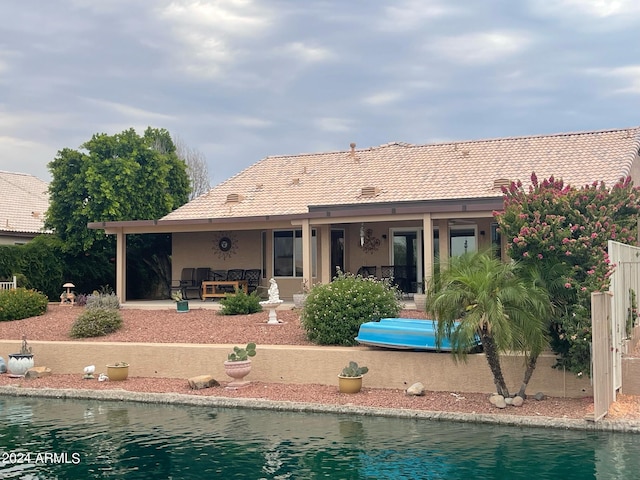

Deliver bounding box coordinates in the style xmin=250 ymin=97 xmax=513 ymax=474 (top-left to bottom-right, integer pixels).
xmin=273 ymin=229 xmax=316 ymax=277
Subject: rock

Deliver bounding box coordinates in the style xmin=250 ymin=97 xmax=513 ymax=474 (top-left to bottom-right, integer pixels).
xmin=0 ymin=356 xmax=6 ymax=374
xmin=533 ymin=392 xmax=546 ymax=401
xmin=25 ymin=366 xmax=52 ymax=379
xmin=504 ymin=397 xmax=513 ymax=405
xmin=405 ymin=382 xmax=425 ymax=396
xmin=512 ymin=396 xmax=524 ymax=407
xmin=489 ymin=394 xmax=506 ymax=408
xmin=188 ymin=375 xmax=220 ymax=390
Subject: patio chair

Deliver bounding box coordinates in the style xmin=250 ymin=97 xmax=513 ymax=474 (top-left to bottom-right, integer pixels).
xmin=171 ymin=268 xmax=195 ymax=299
xmin=357 ymin=266 xmax=377 ymax=278
xmin=210 ymin=269 xmax=227 ymax=281
xmin=219 ymin=269 xmax=245 ymax=294
xmin=244 ymin=269 xmax=262 ymax=294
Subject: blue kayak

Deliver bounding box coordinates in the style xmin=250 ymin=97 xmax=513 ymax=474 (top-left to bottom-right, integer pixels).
xmin=355 ymin=318 xmax=480 ymax=352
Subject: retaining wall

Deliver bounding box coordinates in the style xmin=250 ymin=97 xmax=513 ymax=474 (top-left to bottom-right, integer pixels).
xmin=0 ymin=340 xmax=594 ymax=398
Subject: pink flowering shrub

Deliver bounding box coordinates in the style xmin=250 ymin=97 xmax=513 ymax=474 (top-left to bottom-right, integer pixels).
xmin=495 ymin=173 xmax=640 ymax=375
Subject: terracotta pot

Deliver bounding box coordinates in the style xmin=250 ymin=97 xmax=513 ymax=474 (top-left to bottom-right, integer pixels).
xmin=224 ymin=359 xmax=252 ymax=389
xmin=106 ymin=364 xmax=129 ymax=381
xmin=338 ymin=375 xmax=363 ymax=394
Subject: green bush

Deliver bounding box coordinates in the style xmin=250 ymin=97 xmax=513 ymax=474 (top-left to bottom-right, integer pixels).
xmin=85 ymin=292 xmax=120 ymax=310
xmin=0 ymin=287 xmax=48 ymax=321
xmin=301 ymin=270 xmax=401 ymax=345
xmin=219 ymin=290 xmax=262 ymax=315
xmin=70 ymin=308 xmax=123 ymax=338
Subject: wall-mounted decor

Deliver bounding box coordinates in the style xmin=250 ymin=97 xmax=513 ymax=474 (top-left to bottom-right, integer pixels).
xmin=360 ymin=228 xmax=380 ymax=254
xmin=212 ymin=232 xmax=238 ymax=260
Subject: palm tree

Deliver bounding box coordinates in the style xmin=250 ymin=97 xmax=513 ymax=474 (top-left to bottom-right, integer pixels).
xmin=515 ymin=260 xmax=572 ymax=397
xmin=425 ymin=251 xmax=550 ymax=398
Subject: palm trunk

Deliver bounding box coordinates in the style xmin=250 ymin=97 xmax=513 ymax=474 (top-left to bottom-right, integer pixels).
xmin=481 ymin=332 xmax=510 ymax=398
xmin=517 ymin=353 xmax=538 ymax=398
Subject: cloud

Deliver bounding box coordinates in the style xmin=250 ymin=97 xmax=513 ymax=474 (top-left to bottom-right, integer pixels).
xmin=426 ymin=31 xmax=532 ymax=65
xmin=80 ymin=98 xmax=176 ymax=122
xmin=314 ymin=117 xmax=353 ymax=133
xmin=587 ymin=65 xmax=640 ymax=94
xmin=362 ymin=91 xmax=404 ymax=106
xmin=155 ymin=0 xmax=274 ymax=79
xmin=282 ymin=42 xmax=333 ymax=63
xmin=380 ymin=0 xmax=461 ymax=31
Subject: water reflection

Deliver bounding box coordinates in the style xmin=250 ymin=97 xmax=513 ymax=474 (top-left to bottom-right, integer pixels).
xmin=0 ymin=397 xmax=638 ymax=479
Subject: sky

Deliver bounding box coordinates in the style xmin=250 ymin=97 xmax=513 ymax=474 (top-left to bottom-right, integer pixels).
xmin=1 ymin=0 xmax=639 ymax=187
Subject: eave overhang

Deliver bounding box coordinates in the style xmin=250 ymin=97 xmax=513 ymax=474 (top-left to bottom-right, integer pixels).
xmin=88 ymin=195 xmax=505 ymax=234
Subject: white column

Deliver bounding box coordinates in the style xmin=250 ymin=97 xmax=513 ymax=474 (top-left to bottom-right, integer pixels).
xmin=116 ymin=229 xmax=126 ymax=303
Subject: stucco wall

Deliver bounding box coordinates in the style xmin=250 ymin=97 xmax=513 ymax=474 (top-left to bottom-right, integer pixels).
xmin=0 ymin=340 xmax=594 ymax=398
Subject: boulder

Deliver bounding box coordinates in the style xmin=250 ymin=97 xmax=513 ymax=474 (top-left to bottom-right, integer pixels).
xmin=512 ymin=395 xmax=524 ymax=407
xmin=188 ymin=375 xmax=220 ymax=390
xmin=25 ymin=366 xmax=52 ymax=379
xmin=405 ymin=382 xmax=425 ymax=396
xmin=489 ymin=394 xmax=507 ymax=408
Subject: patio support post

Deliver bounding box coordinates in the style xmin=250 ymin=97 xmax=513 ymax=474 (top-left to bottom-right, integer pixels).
xmin=318 ymin=224 xmax=331 ymax=284
xmin=437 ymin=219 xmax=450 ymax=262
xmin=115 ymin=229 xmax=127 ymax=303
xmin=301 ymin=219 xmax=312 ymax=288
xmin=422 ymin=213 xmax=434 ymax=289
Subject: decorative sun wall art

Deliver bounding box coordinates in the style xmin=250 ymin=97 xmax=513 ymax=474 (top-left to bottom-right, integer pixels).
xmin=212 ymin=232 xmax=238 ymax=260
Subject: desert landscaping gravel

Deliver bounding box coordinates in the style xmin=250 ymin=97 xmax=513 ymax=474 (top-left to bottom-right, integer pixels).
xmin=0 ymin=304 xmax=639 ymax=428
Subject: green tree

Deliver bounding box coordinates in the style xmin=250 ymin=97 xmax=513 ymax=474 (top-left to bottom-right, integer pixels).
xmin=45 ymin=127 xmax=190 ymax=296
xmin=425 ymin=251 xmax=550 ymax=398
xmin=495 ymin=174 xmax=640 ymax=376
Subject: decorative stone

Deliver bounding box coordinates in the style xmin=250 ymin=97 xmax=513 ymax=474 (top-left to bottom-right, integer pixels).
xmin=188 ymin=375 xmax=220 ymax=390
xmin=533 ymin=392 xmax=546 ymax=401
xmin=512 ymin=395 xmax=524 ymax=407
xmin=405 ymin=382 xmax=425 ymax=396
xmin=504 ymin=397 xmax=513 ymax=405
xmin=489 ymin=394 xmax=507 ymax=408
xmin=0 ymin=356 xmax=6 ymax=374
xmin=25 ymin=366 xmax=52 ymax=379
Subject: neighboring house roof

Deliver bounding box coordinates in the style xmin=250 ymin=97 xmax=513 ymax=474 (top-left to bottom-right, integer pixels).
xmin=0 ymin=171 xmax=50 ymax=235
xmin=164 ymin=127 xmax=640 ymax=222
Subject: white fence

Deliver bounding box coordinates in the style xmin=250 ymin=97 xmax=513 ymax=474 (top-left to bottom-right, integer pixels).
xmin=0 ymin=275 xmax=17 ymax=291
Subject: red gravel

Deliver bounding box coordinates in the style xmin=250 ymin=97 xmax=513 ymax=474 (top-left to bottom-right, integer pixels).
xmin=0 ymin=304 xmax=638 ymax=422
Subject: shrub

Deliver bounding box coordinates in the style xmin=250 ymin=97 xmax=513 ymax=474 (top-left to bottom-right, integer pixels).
xmin=85 ymin=292 xmax=120 ymax=310
xmin=70 ymin=308 xmax=123 ymax=338
xmin=219 ymin=290 xmax=262 ymax=315
xmin=0 ymin=287 xmax=48 ymax=321
xmin=301 ymin=270 xmax=401 ymax=345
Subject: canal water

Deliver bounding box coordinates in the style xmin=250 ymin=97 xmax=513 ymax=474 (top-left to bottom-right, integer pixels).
xmin=0 ymin=396 xmax=639 ymax=479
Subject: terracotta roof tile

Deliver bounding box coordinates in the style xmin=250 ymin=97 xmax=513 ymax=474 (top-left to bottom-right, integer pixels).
xmin=0 ymin=171 xmax=50 ymax=235
xmin=164 ymin=127 xmax=640 ymax=221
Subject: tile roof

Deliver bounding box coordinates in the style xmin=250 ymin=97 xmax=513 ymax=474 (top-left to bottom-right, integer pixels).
xmin=0 ymin=171 xmax=50 ymax=235
xmin=164 ymin=127 xmax=640 ymax=221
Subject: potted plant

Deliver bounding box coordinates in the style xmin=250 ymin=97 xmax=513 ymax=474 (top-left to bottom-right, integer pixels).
xmin=8 ymin=335 xmax=34 ymax=377
xmin=223 ymin=342 xmax=256 ymax=388
xmin=338 ymin=361 xmax=369 ymax=393
xmin=172 ymin=290 xmax=189 ymax=313
xmin=106 ymin=361 xmax=129 ymax=381
xmin=292 ymin=279 xmax=310 ymax=309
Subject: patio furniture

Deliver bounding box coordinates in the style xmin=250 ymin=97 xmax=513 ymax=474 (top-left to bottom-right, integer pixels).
xmin=210 ymin=269 xmax=227 ymax=281
xmin=357 ymin=266 xmax=377 ymax=278
xmin=171 ymin=268 xmax=195 ymax=299
xmin=201 ymin=279 xmax=248 ymax=300
xmin=244 ymin=269 xmax=262 ymax=294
